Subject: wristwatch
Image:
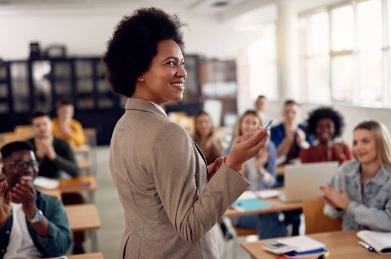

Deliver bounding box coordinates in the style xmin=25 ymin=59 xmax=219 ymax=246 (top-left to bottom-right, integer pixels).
xmin=29 ymin=210 xmax=43 ymax=223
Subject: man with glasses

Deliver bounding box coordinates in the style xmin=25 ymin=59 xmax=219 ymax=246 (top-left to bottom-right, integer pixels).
xmin=26 ymin=110 xmax=85 ymax=254
xmin=0 ymin=141 xmax=71 ymax=258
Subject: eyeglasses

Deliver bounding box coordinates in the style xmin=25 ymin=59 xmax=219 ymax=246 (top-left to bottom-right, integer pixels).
xmin=4 ymin=160 xmax=39 ymax=170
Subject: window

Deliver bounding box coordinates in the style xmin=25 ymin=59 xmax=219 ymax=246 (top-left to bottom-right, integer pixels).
xmin=247 ymin=24 xmax=278 ymax=100
xmin=299 ymin=11 xmax=330 ymax=102
xmin=300 ymin=0 xmax=389 ymax=108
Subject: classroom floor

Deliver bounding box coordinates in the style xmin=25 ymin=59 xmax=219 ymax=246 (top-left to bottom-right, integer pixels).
xmin=90 ymin=146 xmax=286 ymax=259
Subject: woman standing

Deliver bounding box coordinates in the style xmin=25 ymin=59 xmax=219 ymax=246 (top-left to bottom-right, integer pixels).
xmin=193 ymin=111 xmax=222 ymax=165
xmin=102 ymin=8 xmax=269 ymax=259
xmin=320 ymin=121 xmax=391 ymax=231
xmin=300 ymin=107 xmax=352 ymax=164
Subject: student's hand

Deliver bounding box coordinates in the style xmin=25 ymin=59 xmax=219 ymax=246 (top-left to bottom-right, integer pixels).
xmin=319 ymin=183 xmax=351 ymax=210
xmin=207 ymin=156 xmax=226 ymax=180
xmin=36 ymin=136 xmax=56 ymax=160
xmin=12 ymin=179 xmax=38 ymax=220
xmin=0 ymin=181 xmax=11 ymax=227
xmin=296 ymin=128 xmax=309 ymax=148
xmin=226 ymin=125 xmax=269 ymax=172
xmin=59 ymin=120 xmax=72 ymax=136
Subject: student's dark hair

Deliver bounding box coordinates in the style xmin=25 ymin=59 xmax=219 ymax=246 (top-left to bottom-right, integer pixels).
xmin=257 ymin=95 xmax=266 ymax=100
xmin=102 ymin=7 xmax=186 ymax=97
xmin=1 ymin=141 xmax=34 ymax=159
xmin=31 ymin=110 xmax=49 ymax=121
xmin=306 ymin=107 xmax=344 ymax=139
xmin=56 ymin=98 xmax=72 ymax=108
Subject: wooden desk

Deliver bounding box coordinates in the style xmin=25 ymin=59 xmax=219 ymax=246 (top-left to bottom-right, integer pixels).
xmin=65 ymin=204 xmax=101 ymax=253
xmin=36 ymin=175 xmax=97 ymax=203
xmin=224 ymin=190 xmax=302 ymax=217
xmin=77 ymin=158 xmax=93 ymax=173
xmin=65 ymin=204 xmax=101 ymax=231
xmin=68 ymin=252 xmax=104 ymax=259
xmin=59 ymin=174 xmax=97 ymax=203
xmin=241 ymin=230 xmax=383 ymax=259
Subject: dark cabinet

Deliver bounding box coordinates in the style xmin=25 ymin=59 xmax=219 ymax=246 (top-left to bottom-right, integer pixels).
xmin=1 ymin=55 xmax=202 ymax=145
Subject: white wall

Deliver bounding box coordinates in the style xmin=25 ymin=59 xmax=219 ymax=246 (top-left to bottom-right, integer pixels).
xmin=0 ymin=5 xmax=261 ymax=60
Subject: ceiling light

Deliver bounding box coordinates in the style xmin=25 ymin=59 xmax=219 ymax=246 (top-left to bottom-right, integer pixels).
xmin=212 ymin=1 xmax=229 ymax=7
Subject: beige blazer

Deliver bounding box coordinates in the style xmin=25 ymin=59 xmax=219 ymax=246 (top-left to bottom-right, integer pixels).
xmin=110 ymin=98 xmax=249 ymax=259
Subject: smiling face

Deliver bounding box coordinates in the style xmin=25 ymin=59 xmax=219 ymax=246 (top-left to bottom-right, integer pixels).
xmin=282 ymin=103 xmax=300 ymax=126
xmin=196 ymin=114 xmax=213 ymax=139
xmin=352 ymin=128 xmax=379 ymax=165
xmin=316 ymin=118 xmax=335 ymax=143
xmin=134 ymin=39 xmax=187 ymax=107
xmin=240 ymin=113 xmax=260 ymax=136
xmin=2 ymin=150 xmax=38 ymax=202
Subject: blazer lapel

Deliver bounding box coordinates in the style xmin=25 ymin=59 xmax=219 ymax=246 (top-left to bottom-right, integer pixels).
xmin=192 ymin=140 xmax=207 ymax=166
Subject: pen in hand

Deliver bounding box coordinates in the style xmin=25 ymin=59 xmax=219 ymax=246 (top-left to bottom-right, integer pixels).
xmin=263 ymin=119 xmax=273 ymax=130
xmin=358 ymin=241 xmax=376 ymax=252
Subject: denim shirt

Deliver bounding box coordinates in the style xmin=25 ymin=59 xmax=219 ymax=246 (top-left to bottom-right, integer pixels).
xmin=323 ymin=161 xmax=391 ymax=232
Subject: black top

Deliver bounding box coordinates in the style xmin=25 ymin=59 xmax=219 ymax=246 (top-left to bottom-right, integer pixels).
xmin=27 ymin=137 xmax=80 ymax=179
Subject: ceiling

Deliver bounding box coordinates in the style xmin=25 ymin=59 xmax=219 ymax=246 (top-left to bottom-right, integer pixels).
xmin=0 ymin=0 xmax=347 ymax=23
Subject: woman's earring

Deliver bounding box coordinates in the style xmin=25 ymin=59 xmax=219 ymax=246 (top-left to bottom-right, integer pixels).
xmin=141 ymin=78 xmax=144 ymax=82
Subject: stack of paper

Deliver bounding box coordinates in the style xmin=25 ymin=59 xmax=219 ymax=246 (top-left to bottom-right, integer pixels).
xmin=33 ymin=176 xmax=60 ymax=189
xmin=263 ymin=236 xmax=327 ymax=257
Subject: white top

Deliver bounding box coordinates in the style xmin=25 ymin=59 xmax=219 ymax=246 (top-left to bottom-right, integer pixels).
xmin=4 ymin=203 xmax=41 ymax=259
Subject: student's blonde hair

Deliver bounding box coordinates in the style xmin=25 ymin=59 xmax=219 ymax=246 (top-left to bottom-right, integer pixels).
xmin=354 ymin=120 xmax=391 ymax=167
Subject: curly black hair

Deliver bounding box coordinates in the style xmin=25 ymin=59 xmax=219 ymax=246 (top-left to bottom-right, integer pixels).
xmin=306 ymin=107 xmax=345 ymax=139
xmin=102 ymin=7 xmax=186 ymax=97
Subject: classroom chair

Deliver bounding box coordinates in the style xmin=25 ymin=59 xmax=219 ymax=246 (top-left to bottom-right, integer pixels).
xmin=302 ymin=199 xmax=342 ymax=234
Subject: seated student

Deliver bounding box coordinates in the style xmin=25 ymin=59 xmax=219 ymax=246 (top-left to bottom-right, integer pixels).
xmin=270 ymin=99 xmax=314 ymax=236
xmin=26 ymin=110 xmax=85 ymax=254
xmin=52 ymin=99 xmax=86 ymax=147
xmin=27 ymin=110 xmax=80 ymax=179
xmin=0 ymin=141 xmax=72 ymax=258
xmin=223 ymin=110 xmax=287 ymax=239
xmin=254 ymin=95 xmax=270 ymax=124
xmin=320 ymin=120 xmax=391 ymax=231
xmin=192 ymin=111 xmax=222 ymax=165
xmin=271 ymin=99 xmax=314 ymax=165
xmin=300 ymin=107 xmax=353 ymax=164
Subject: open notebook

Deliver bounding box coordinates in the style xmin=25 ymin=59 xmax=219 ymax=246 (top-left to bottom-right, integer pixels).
xmin=357 ymin=230 xmax=391 ymax=254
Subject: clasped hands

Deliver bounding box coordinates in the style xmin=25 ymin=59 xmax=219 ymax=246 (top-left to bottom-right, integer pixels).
xmin=207 ymin=125 xmax=269 ymax=178
xmin=0 ymin=179 xmax=38 ymax=227
xmin=35 ymin=136 xmax=56 ymax=160
xmin=319 ymin=183 xmax=351 ymax=211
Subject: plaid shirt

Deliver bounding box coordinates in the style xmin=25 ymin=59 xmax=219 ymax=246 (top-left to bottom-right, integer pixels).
xmin=324 ymin=160 xmax=391 ymax=232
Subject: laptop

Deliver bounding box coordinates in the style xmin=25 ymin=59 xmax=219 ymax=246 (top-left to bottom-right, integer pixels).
xmin=279 ymin=161 xmax=339 ymax=203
